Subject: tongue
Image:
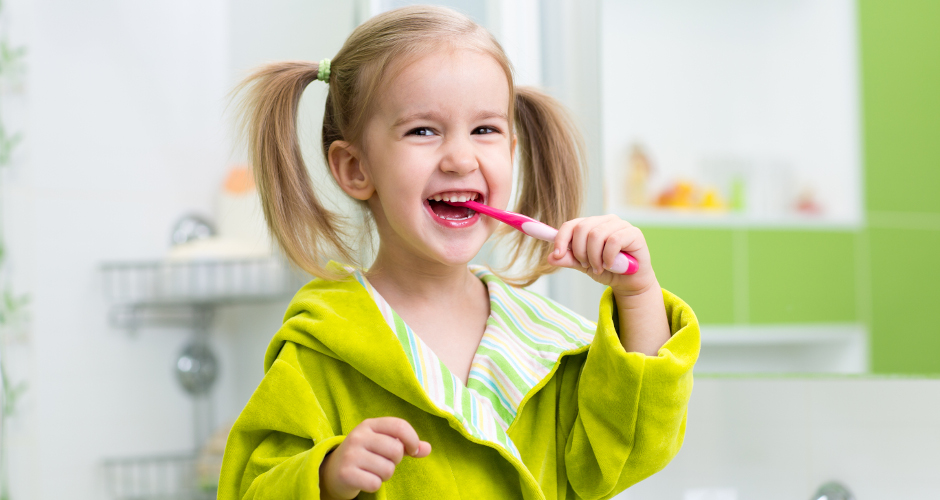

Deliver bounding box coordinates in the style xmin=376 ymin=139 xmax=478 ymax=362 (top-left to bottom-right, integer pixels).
xmin=429 ymin=200 xmax=474 ymax=219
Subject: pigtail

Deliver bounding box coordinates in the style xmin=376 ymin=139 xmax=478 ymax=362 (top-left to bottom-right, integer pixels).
xmin=498 ymin=86 xmax=586 ymax=287
xmin=235 ymin=61 xmax=354 ymax=279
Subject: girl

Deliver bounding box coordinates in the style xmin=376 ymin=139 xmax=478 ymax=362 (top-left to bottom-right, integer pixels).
xmin=219 ymin=5 xmax=698 ymax=500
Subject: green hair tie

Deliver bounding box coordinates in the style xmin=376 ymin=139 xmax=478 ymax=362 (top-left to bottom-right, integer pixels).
xmin=317 ymin=58 xmax=331 ymax=82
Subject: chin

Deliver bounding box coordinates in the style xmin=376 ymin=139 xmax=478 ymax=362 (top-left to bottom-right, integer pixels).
xmin=437 ymin=239 xmax=488 ymax=266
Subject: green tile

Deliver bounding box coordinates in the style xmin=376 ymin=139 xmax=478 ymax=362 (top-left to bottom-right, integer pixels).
xmin=642 ymin=228 xmax=735 ymax=324
xmin=869 ymin=227 xmax=940 ymax=374
xmin=860 ymin=0 xmax=940 ymax=213
xmin=748 ymin=231 xmax=857 ymax=324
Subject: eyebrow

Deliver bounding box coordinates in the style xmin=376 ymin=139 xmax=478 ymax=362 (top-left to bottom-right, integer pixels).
xmin=392 ymin=110 xmax=509 ymax=127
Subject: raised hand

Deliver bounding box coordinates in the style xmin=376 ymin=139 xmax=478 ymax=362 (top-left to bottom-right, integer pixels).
xmin=320 ymin=417 xmax=432 ymax=500
xmin=547 ymin=214 xmax=670 ymax=355
xmin=547 ymin=215 xmax=656 ymax=295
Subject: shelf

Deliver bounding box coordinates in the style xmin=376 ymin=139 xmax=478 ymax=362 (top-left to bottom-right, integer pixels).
xmin=102 ymin=453 xmax=215 ymax=500
xmin=697 ymin=323 xmax=868 ymax=374
xmin=612 ymin=207 xmax=863 ymax=231
xmin=101 ymin=257 xmax=309 ymax=307
xmin=100 ymin=257 xmax=310 ymax=331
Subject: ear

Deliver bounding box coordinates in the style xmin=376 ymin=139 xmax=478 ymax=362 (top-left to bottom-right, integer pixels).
xmin=328 ymin=140 xmax=374 ymax=201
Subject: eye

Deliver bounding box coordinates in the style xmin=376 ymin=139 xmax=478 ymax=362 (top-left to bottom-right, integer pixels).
xmin=408 ymin=127 xmax=436 ymax=137
xmin=473 ymin=126 xmax=500 ymax=135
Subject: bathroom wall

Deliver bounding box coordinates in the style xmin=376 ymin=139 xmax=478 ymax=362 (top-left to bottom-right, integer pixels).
xmin=857 ymin=0 xmax=940 ymax=374
xmin=6 ymin=1 xmax=356 ymax=499
xmin=637 ymin=0 xmax=940 ymax=375
xmin=615 ymin=377 xmax=940 ymax=499
xmin=19 ymin=2 xmax=230 ymax=499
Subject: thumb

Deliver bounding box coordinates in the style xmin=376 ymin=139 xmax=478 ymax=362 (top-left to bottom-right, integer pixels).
xmin=547 ymin=249 xmax=586 ymax=271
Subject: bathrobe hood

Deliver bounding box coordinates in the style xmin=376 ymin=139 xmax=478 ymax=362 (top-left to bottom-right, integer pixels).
xmin=262 ymin=267 xmax=444 ymax=415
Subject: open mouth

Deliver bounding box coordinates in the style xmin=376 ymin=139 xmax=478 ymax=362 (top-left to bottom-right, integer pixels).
xmin=426 ymin=192 xmax=481 ymax=221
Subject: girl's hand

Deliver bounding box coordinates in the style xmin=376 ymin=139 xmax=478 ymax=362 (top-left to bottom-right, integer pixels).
xmin=547 ymin=215 xmax=671 ymax=355
xmin=546 ymin=215 xmax=655 ymax=296
xmin=320 ymin=417 xmax=432 ymax=500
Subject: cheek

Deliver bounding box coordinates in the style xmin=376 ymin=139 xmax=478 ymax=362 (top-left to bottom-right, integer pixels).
xmin=488 ymin=153 xmax=515 ymax=204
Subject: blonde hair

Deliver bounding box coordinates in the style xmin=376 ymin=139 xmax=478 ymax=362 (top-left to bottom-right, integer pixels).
xmin=235 ymin=5 xmax=585 ymax=286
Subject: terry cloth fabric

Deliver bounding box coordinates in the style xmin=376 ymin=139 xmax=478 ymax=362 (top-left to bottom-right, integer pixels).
xmin=218 ymin=262 xmax=700 ymax=500
xmin=350 ymin=266 xmax=597 ymax=460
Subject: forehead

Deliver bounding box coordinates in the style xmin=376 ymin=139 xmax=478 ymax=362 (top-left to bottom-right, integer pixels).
xmin=373 ymin=48 xmax=512 ymax=120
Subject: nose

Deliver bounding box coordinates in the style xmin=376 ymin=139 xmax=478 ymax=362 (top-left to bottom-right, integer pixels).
xmin=440 ymin=135 xmax=479 ymax=175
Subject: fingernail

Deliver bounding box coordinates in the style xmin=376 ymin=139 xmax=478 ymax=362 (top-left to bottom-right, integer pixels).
xmin=580 ymin=261 xmax=588 ymax=268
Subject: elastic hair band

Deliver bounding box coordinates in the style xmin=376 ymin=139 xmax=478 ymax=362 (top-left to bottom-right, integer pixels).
xmin=317 ymin=59 xmax=331 ymax=82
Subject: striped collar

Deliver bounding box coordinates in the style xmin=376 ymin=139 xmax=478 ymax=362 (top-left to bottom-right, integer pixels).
xmin=350 ymin=266 xmax=596 ymax=457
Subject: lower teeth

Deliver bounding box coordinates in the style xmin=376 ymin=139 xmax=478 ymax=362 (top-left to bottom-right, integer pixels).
xmin=437 ymin=212 xmax=474 ymax=221
xmin=428 ymin=199 xmax=475 ymax=220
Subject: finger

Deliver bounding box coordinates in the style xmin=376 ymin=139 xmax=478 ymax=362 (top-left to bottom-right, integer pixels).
xmin=414 ymin=441 xmax=432 ymax=458
xmin=368 ymin=417 xmax=423 ymax=457
xmin=553 ymin=218 xmax=582 ymax=263
xmin=347 ymin=466 xmax=384 ymax=494
xmin=331 ymin=462 xmax=381 ymax=497
xmin=357 ymin=452 xmax=397 ymax=484
xmin=364 ymin=433 xmax=406 ymax=465
xmin=603 ymin=226 xmax=642 ymax=270
xmin=570 ymin=218 xmax=606 ymax=269
xmin=585 ymin=220 xmax=625 ymax=274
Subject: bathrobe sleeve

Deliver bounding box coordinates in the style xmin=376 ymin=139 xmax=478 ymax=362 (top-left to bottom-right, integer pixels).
xmin=217 ymin=341 xmax=344 ymax=500
xmin=563 ymin=288 xmax=699 ymax=499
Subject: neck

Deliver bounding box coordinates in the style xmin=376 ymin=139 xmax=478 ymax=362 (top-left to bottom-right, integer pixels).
xmin=365 ymin=247 xmax=481 ymax=307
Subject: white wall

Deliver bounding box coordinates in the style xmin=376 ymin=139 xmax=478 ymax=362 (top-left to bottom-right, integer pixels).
xmin=6 ymin=1 xmax=355 ymax=499
xmin=23 ymin=1 xmax=230 ymax=498
xmin=617 ymin=377 xmax=940 ymax=500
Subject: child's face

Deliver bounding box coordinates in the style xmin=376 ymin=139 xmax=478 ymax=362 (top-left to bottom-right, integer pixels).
xmin=359 ymin=48 xmax=514 ymax=268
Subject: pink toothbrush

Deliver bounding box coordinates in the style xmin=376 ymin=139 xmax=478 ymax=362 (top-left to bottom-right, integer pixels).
xmin=447 ymin=199 xmax=639 ymax=275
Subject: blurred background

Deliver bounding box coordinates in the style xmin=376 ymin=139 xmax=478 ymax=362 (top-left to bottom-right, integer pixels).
xmin=0 ymin=0 xmax=937 ymax=499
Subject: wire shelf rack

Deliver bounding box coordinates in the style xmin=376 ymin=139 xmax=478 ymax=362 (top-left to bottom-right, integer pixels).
xmin=98 ymin=258 xmax=300 ymax=494
xmin=102 ymin=454 xmax=218 ymax=500
xmin=101 ymin=257 xmax=309 ymax=306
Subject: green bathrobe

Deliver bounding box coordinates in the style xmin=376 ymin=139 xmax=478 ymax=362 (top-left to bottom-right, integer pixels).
xmin=219 ymin=269 xmax=699 ymax=500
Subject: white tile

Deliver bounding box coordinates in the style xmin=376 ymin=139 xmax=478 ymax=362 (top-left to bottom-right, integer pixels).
xmin=805 ymin=378 xmax=940 ymax=426
xmin=806 ymin=423 xmax=940 ymax=495
xmin=619 ymin=378 xmax=940 ymax=500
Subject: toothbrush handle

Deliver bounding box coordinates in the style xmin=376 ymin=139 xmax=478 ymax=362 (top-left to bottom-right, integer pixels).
xmin=520 ymin=221 xmax=640 ymax=275
xmin=455 ymin=199 xmax=640 ymax=275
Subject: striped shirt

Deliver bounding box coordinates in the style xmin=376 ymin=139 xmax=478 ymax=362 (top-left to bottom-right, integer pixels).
xmin=350 ymin=266 xmax=596 ymax=458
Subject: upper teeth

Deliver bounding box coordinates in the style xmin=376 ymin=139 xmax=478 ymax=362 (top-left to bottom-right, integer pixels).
xmin=430 ymin=192 xmax=479 ymax=202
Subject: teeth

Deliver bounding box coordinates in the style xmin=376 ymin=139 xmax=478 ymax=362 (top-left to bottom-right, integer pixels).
xmin=427 ymin=191 xmax=482 ymax=203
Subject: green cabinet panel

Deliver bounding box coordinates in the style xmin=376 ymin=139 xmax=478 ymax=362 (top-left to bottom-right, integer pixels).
xmin=747 ymin=231 xmax=857 ymax=324
xmin=642 ymin=227 xmax=735 ymax=324
xmin=859 ymin=0 xmax=940 ymax=214
xmin=869 ymin=227 xmax=940 ymax=374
